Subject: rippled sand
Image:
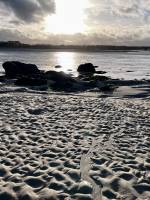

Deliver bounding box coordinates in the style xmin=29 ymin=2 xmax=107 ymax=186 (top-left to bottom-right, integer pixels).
xmin=0 ymin=93 xmax=150 ymax=200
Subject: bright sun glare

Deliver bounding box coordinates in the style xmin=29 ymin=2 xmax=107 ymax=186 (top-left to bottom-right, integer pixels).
xmin=45 ymin=0 xmax=89 ymax=34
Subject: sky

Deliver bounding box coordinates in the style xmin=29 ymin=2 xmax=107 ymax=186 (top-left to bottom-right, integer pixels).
xmin=0 ymin=0 xmax=150 ymax=45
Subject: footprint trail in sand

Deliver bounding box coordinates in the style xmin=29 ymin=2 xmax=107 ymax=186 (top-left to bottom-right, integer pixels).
xmin=0 ymin=93 xmax=150 ymax=200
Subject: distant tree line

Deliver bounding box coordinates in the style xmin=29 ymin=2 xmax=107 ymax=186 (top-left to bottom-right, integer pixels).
xmin=0 ymin=41 xmax=150 ymax=51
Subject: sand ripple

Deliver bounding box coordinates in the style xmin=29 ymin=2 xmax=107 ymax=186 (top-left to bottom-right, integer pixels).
xmin=0 ymin=93 xmax=150 ymax=199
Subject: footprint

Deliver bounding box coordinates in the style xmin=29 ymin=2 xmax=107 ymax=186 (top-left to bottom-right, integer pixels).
xmin=27 ymin=108 xmax=47 ymax=115
xmin=25 ymin=177 xmax=45 ymax=189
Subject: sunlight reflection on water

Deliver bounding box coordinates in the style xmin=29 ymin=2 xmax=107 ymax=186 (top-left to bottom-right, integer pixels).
xmin=55 ymin=52 xmax=76 ymax=73
xmin=0 ymin=50 xmax=150 ymax=80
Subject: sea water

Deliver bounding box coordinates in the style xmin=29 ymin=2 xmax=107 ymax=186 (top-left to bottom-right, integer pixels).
xmin=0 ymin=49 xmax=150 ymax=80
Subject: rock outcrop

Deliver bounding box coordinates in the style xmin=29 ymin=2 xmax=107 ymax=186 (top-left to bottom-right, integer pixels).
xmin=77 ymin=63 xmax=96 ymax=74
xmin=3 ymin=61 xmax=40 ymax=78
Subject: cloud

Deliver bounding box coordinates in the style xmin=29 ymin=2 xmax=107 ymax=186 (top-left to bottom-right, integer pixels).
xmin=42 ymin=25 xmax=150 ymax=46
xmin=0 ymin=29 xmax=30 ymax=42
xmin=0 ymin=0 xmax=55 ymax=23
xmin=112 ymin=0 xmax=140 ymax=16
xmin=0 ymin=0 xmax=150 ymax=45
xmin=86 ymin=0 xmax=150 ymax=24
xmin=84 ymin=0 xmax=150 ymax=43
xmin=1 ymin=25 xmax=150 ymax=46
xmin=112 ymin=0 xmax=150 ymax=19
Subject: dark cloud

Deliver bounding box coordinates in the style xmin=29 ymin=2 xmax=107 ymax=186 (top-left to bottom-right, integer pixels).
xmin=0 ymin=0 xmax=55 ymax=23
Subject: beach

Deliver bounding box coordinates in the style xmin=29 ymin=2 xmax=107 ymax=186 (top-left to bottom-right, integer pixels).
xmin=1 ymin=0 xmax=150 ymax=198
xmin=0 ymin=92 xmax=150 ymax=200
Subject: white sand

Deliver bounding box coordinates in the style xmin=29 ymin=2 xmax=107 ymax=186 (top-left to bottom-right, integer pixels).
xmin=0 ymin=93 xmax=150 ymax=200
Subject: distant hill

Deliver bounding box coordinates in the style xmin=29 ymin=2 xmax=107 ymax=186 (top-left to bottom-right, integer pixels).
xmin=0 ymin=41 xmax=150 ymax=51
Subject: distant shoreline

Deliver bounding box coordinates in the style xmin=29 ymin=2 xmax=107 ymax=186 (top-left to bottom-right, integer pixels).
xmin=0 ymin=47 xmax=146 ymax=53
xmin=0 ymin=41 xmax=150 ymax=52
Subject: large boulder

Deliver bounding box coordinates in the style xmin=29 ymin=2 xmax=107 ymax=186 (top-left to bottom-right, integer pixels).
xmin=45 ymin=71 xmax=75 ymax=82
xmin=77 ymin=63 xmax=96 ymax=74
xmin=92 ymin=75 xmax=110 ymax=81
xmin=15 ymin=77 xmax=47 ymax=86
xmin=45 ymin=70 xmax=76 ymax=90
xmin=2 ymin=61 xmax=40 ymax=78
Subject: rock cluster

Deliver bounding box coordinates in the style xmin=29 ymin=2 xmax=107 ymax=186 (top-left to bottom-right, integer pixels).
xmin=3 ymin=61 xmax=40 ymax=78
xmin=1 ymin=61 xmax=113 ymax=92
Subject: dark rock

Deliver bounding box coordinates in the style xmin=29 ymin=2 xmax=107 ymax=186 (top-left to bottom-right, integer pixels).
xmin=2 ymin=61 xmax=114 ymax=93
xmin=93 ymin=75 xmax=110 ymax=81
xmin=15 ymin=77 xmax=47 ymax=86
xmin=45 ymin=70 xmax=76 ymax=90
xmin=77 ymin=74 xmax=111 ymax=92
xmin=95 ymin=71 xmax=107 ymax=74
xmin=2 ymin=61 xmax=40 ymax=78
xmin=78 ymin=73 xmax=93 ymax=81
xmin=55 ymin=65 xmax=62 ymax=69
xmin=77 ymin=63 xmax=96 ymax=73
xmin=45 ymin=71 xmax=75 ymax=82
xmin=0 ymin=76 xmax=5 ymax=82
xmin=100 ymin=85 xmax=115 ymax=92
xmin=79 ymin=75 xmax=109 ymax=82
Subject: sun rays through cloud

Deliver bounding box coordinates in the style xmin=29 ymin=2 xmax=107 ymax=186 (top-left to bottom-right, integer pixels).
xmin=45 ymin=0 xmax=89 ymax=34
xmin=0 ymin=0 xmax=150 ymax=45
